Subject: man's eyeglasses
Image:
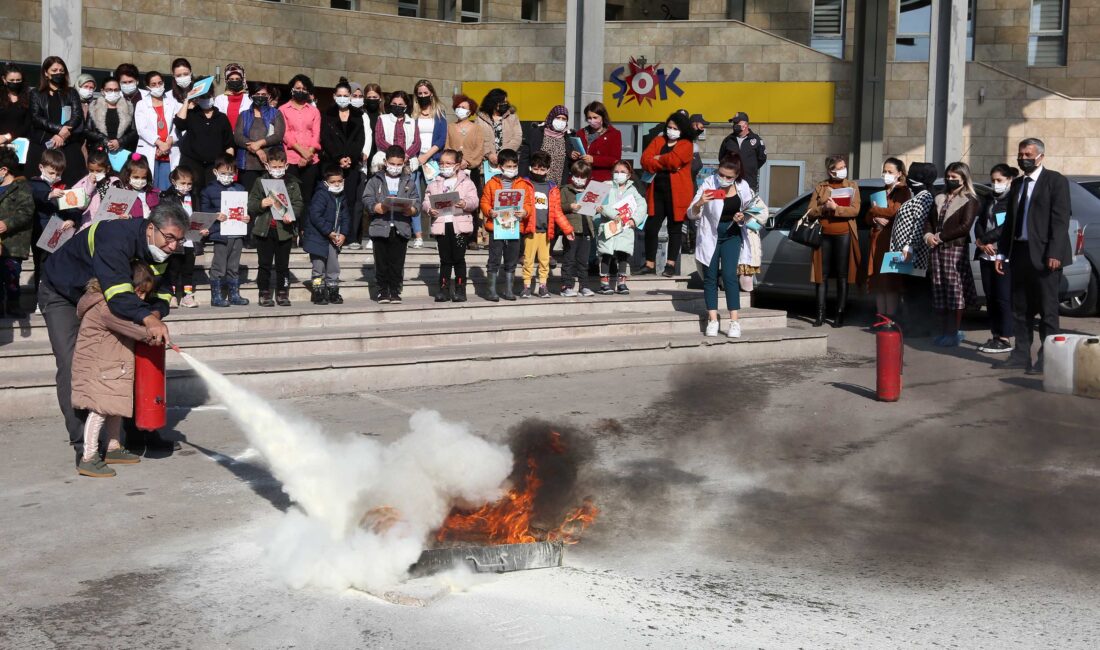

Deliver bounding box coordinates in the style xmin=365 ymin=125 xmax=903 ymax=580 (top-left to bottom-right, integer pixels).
xmin=155 ymin=224 xmax=182 ymax=245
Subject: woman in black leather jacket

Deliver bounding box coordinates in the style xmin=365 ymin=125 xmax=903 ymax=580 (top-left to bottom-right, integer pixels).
xmin=28 ymin=56 xmax=86 ymax=186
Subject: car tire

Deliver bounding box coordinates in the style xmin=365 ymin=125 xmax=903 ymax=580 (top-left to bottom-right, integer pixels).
xmin=1060 ymin=266 xmax=1098 ymax=317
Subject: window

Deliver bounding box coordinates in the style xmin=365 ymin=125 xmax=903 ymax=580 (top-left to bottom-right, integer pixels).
xmin=522 ymin=0 xmax=541 ymax=21
xmin=398 ymin=0 xmax=419 ymax=17
xmin=460 ymin=0 xmax=481 ymax=22
xmin=331 ymin=0 xmax=356 ymax=8
xmin=727 ymin=0 xmax=745 ymax=21
xmin=810 ymin=0 xmax=845 ymax=59
xmin=896 ymin=0 xmax=976 ymax=62
xmin=1029 ymin=0 xmax=1067 ymax=66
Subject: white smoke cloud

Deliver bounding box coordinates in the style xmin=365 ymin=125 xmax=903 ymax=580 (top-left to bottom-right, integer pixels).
xmin=181 ymin=353 xmax=514 ymax=592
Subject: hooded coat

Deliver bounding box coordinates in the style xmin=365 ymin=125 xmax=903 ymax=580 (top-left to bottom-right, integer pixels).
xmin=71 ymin=282 xmax=151 ymax=417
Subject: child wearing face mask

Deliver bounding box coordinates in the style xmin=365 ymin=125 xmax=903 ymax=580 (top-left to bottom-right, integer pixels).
xmin=362 ymin=146 xmax=420 ymax=304
xmin=423 ymin=149 xmax=478 ymax=302
xmin=560 ymin=160 xmax=596 ymax=297
xmin=200 ymin=155 xmax=249 ymax=307
xmin=479 ymin=148 xmax=533 ymax=302
xmin=30 ymin=149 xmax=81 ymax=293
xmin=305 ymin=164 xmax=352 ymax=305
xmin=249 ymin=148 xmax=304 ymax=307
xmin=596 ymin=160 xmax=648 ymax=295
xmin=160 ymin=166 xmax=200 ymax=307
xmin=72 ymin=150 xmax=117 ymax=227
xmin=521 ymin=150 xmax=574 ymax=298
xmin=115 ymin=153 xmax=160 ymax=218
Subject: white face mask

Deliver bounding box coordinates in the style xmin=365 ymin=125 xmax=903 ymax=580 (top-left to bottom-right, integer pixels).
xmin=104 ymin=91 xmax=121 ymax=104
xmin=267 ymin=166 xmax=286 ymax=179
xmin=350 ymin=97 xmax=364 ymax=109
xmin=216 ymin=173 xmax=235 ymax=186
xmin=175 ymin=75 xmax=192 ymax=89
xmin=571 ymin=176 xmax=587 ymax=188
xmin=129 ymin=177 xmax=148 ymax=190
xmin=386 ymin=164 xmax=404 ymax=177
xmin=882 ymin=173 xmax=896 ymax=186
xmin=327 ymin=182 xmax=344 ymax=194
xmin=149 ymin=86 xmax=165 ymax=98
xmin=439 ymin=166 xmax=456 ymax=178
xmin=502 ymin=168 xmax=518 ymax=179
xmin=552 ymin=118 xmax=568 ymax=132
xmin=121 ymin=82 xmax=138 ymax=96
xmin=715 ymin=174 xmax=735 ymax=188
xmin=78 ymin=87 xmax=94 ymax=101
xmin=334 ymin=96 xmax=351 ymax=109
xmin=666 ymin=128 xmax=680 ymax=141
xmin=174 ymin=184 xmax=191 ymax=194
xmin=92 ymin=171 xmax=106 ymax=183
xmin=993 ymin=181 xmax=1010 ymax=195
xmin=454 ymin=107 xmax=470 ymax=120
xmin=833 ymin=168 xmax=848 ymax=180
xmin=613 ymin=172 xmax=629 ymax=185
xmin=39 ymin=168 xmax=58 ymax=184
xmin=147 ymin=243 xmax=169 ymax=263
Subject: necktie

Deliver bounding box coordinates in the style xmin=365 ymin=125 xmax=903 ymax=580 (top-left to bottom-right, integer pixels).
xmin=1015 ymin=176 xmax=1031 ymax=239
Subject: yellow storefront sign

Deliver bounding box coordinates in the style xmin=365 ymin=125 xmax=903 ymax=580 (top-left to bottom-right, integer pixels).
xmin=461 ymin=81 xmax=834 ymax=124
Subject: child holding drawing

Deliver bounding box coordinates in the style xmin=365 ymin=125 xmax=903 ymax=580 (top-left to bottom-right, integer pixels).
xmin=479 ymin=148 xmax=533 ymax=302
xmin=200 ymin=154 xmax=249 ymax=307
xmin=248 ymin=147 xmax=303 ymax=307
xmin=596 ymin=160 xmax=646 ymax=295
xmin=423 ymin=148 xmax=478 ymax=303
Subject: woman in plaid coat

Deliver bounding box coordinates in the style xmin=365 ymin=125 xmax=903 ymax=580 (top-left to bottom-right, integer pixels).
xmin=926 ymin=161 xmax=979 ymax=347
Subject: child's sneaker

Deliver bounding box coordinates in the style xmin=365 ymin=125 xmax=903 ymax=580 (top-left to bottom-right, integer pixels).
xmin=104 ymin=447 xmax=141 ymax=464
xmin=615 ymin=283 xmax=629 ymax=295
xmin=537 ymin=284 xmax=550 ymax=298
xmin=597 ymin=283 xmax=614 ymax=295
xmin=727 ymin=321 xmax=742 ymax=338
xmin=580 ymin=287 xmax=595 ymax=297
xmin=179 ymin=293 xmax=198 ymax=308
xmin=561 ymin=286 xmax=578 ymax=297
xmin=520 ymin=286 xmax=532 ymax=299
xmin=347 ymin=241 xmax=362 ymax=250
xmin=77 ymin=457 xmax=116 ymax=478
xmin=412 ymin=237 xmax=424 ymax=249
xmin=705 ymin=320 xmax=720 ymax=337
xmin=365 ymin=239 xmax=373 ymax=250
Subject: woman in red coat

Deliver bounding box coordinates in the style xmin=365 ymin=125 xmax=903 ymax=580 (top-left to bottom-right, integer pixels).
xmin=572 ymin=101 xmax=622 ymax=183
xmin=640 ymin=111 xmax=695 ymax=276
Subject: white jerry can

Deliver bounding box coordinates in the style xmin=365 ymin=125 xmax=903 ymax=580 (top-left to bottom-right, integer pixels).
xmin=1073 ymin=337 xmax=1100 ymax=400
xmin=1043 ymin=334 xmax=1086 ymax=395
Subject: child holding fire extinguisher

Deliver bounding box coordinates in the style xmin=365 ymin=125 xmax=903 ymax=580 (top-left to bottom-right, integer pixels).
xmin=71 ymin=260 xmax=157 ymax=478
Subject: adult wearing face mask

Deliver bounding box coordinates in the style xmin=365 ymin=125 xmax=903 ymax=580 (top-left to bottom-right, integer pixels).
xmin=572 ymin=101 xmax=621 ymax=183
xmin=174 ymin=84 xmax=234 ymax=187
xmin=446 ymin=94 xmax=486 ymax=250
xmin=0 ymin=63 xmax=33 ymax=152
xmin=233 ymin=83 xmax=285 ymax=191
xmin=321 ymin=78 xmax=365 ymax=247
xmin=76 ymin=74 xmax=97 ymax=115
xmin=86 ymin=78 xmax=138 ymax=160
xmin=640 ymin=111 xmax=696 ymax=277
xmin=372 ymin=90 xmax=421 ymax=170
xmin=806 ymin=154 xmax=862 ymax=327
xmin=29 ymin=56 xmax=86 ymax=186
xmin=114 ymin=63 xmax=145 ymax=109
xmin=135 ymin=71 xmax=182 ymax=191
xmin=476 ymin=88 xmax=522 ymax=170
xmin=718 ymin=112 xmax=767 ymax=193
xmin=169 ymin=58 xmax=193 ymax=105
xmin=519 ymin=105 xmax=577 ymax=187
xmin=354 ymin=83 xmax=383 ymax=165
xmin=865 ymin=157 xmax=911 ymax=328
xmin=281 ymin=74 xmax=323 ymax=207
xmin=974 ymin=164 xmax=1018 ymax=354
xmin=214 ymin=63 xmax=252 ymax=133
xmin=39 ymin=203 xmax=187 ymax=463
xmin=927 ymin=161 xmax=980 ymax=347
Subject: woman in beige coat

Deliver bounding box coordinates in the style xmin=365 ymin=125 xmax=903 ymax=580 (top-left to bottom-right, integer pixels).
xmin=806 ymin=154 xmax=862 ymax=327
xmin=72 ymin=263 xmax=155 ymax=478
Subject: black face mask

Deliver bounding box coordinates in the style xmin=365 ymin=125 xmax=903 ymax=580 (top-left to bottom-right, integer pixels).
xmin=291 ymin=90 xmax=310 ymax=102
xmin=365 ymin=98 xmax=381 ymax=112
xmin=389 ymin=104 xmax=407 ymax=117
xmin=529 ymin=173 xmax=546 ymax=183
xmin=227 ymin=79 xmax=244 ymax=92
xmin=416 ymin=95 xmax=431 ymax=108
xmin=6 ymin=80 xmax=23 ymax=93
xmin=251 ymin=95 xmax=269 ymax=108
xmin=49 ymin=73 xmax=66 ymax=86
xmin=944 ymin=179 xmax=961 ymax=192
xmin=497 ymin=102 xmax=511 ymax=115
xmin=1017 ymin=157 xmax=1038 ymax=173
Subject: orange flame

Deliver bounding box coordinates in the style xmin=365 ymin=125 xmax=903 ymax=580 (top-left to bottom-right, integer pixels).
xmin=435 ymin=432 xmax=599 ymax=545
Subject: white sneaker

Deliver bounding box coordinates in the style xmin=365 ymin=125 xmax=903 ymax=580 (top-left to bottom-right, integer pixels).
xmin=412 ymin=238 xmax=423 ymax=249
xmin=365 ymin=239 xmax=373 ymax=250
xmin=727 ymin=321 xmax=742 ymax=338
xmin=705 ymin=320 xmax=719 ymax=337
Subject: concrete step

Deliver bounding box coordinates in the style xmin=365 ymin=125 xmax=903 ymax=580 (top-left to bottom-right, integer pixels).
xmin=3 ymin=327 xmax=827 ymax=419
xmin=0 ymin=307 xmax=787 ymax=373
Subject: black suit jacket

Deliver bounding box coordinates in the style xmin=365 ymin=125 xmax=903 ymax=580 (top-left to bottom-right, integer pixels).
xmin=999 ymin=168 xmax=1072 ymax=270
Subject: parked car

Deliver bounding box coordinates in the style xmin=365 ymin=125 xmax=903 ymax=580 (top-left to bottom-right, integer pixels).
xmin=755 ymin=179 xmax=1094 ymax=315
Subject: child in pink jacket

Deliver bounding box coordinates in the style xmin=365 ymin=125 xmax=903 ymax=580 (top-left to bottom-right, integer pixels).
xmin=423 ymin=148 xmax=479 ymax=302
xmin=73 ymin=149 xmax=118 ymax=227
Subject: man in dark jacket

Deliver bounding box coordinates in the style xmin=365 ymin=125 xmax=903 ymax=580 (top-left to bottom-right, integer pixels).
xmin=39 ymin=204 xmax=187 ymax=459
xmin=718 ymin=112 xmax=767 ymax=192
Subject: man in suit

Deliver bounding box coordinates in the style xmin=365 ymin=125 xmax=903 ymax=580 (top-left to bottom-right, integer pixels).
xmin=995 ymin=138 xmax=1072 ymax=374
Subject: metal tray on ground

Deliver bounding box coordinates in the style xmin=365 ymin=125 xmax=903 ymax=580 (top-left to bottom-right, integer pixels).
xmin=409 ymin=540 xmax=565 ymax=577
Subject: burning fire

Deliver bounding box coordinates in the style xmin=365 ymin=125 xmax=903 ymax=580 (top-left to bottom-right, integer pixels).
xmin=435 ymin=431 xmax=599 ymax=545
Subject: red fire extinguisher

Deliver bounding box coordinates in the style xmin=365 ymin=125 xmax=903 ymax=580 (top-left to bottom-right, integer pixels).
xmin=134 ymin=341 xmax=167 ymax=431
xmin=874 ymin=314 xmax=903 ymax=402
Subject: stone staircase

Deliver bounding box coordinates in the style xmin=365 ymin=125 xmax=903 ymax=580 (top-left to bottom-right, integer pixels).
xmin=1 ymin=245 xmax=826 ymax=419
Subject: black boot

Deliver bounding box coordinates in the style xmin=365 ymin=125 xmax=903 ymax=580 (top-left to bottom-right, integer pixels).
xmin=327 ymin=284 xmax=344 ymax=305
xmin=501 ymin=272 xmax=517 ymax=301
xmin=435 ymin=277 xmax=450 ymax=302
xmin=486 ymin=274 xmax=499 ymax=302
xmin=311 ymin=281 xmax=329 ymax=305
xmin=453 ymin=277 xmax=467 ymax=302
xmin=812 ymin=283 xmax=825 ymax=327
xmin=833 ymin=279 xmax=848 ymax=328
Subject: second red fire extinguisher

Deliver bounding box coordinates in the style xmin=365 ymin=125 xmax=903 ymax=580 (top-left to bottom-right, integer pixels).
xmin=874 ymin=315 xmax=903 ymax=402
xmin=134 ymin=341 xmax=167 ymax=431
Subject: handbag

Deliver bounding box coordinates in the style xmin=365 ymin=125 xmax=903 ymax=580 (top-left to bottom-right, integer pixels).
xmin=788 ymin=211 xmax=822 ymax=248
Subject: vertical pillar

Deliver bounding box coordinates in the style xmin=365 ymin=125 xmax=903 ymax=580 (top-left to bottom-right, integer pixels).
xmin=852 ymin=0 xmax=888 ymax=179
xmin=565 ymin=0 xmax=605 ymax=128
xmin=925 ymin=0 xmax=966 ymax=170
xmin=41 ymin=0 xmax=82 ymax=75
